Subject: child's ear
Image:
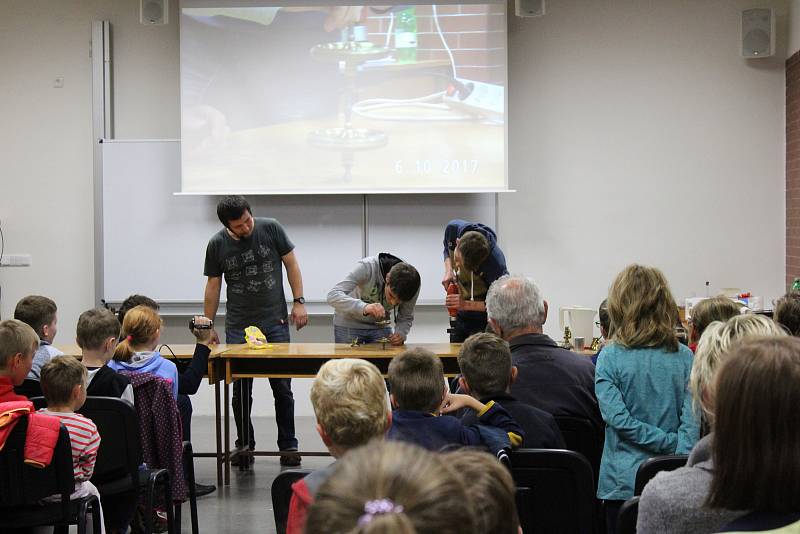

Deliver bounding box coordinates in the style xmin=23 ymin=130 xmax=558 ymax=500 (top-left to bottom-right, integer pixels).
xmin=510 ymin=366 xmax=518 ymax=386
xmin=71 ymin=383 xmax=82 ymax=399
xmin=384 ymin=411 xmax=393 ymax=433
xmin=389 ymin=393 xmax=398 ymax=409
xmin=458 ymin=376 xmax=470 ymax=394
xmin=316 ymin=422 xmax=333 ymax=447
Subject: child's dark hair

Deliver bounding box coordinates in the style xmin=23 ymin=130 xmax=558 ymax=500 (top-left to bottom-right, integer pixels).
xmin=14 ymin=295 xmax=57 ymax=338
xmin=118 ymin=294 xmax=159 ymax=324
xmin=388 ymin=263 xmax=421 ymax=302
xmin=598 ymin=299 xmax=610 ymax=335
xmin=77 ymin=308 xmax=121 ymax=351
xmin=457 ymin=231 xmax=490 ymax=272
xmin=774 ymin=292 xmax=800 ymax=336
xmin=458 ymin=333 xmax=512 ymax=399
xmin=41 ymin=356 xmax=87 ymax=406
xmin=388 ymin=348 xmax=444 ymax=413
xmin=216 ymin=195 xmax=251 ymax=227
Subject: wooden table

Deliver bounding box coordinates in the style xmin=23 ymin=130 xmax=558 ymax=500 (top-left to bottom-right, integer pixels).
xmin=214 ymin=342 xmax=462 ymax=485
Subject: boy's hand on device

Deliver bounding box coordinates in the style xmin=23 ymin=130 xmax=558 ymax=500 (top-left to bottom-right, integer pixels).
xmin=363 ymin=303 xmax=386 ymax=319
xmin=442 ymin=270 xmax=455 ymax=290
xmin=445 ymin=293 xmax=462 ymax=310
xmin=191 ymin=316 xmax=215 ymax=345
xmin=388 ymin=333 xmax=405 ymax=346
xmin=440 ymin=393 xmax=483 ymax=414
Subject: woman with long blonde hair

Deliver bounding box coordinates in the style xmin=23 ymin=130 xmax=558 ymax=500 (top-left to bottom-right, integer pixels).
xmin=596 ymin=264 xmax=699 ymax=533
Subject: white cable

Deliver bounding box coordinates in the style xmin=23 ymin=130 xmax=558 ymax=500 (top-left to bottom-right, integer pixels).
xmin=384 ymin=12 xmax=394 ymax=49
xmin=432 ymin=5 xmax=457 ymax=79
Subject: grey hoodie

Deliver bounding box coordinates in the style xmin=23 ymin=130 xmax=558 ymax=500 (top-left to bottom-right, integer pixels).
xmin=327 ymin=254 xmax=418 ymax=338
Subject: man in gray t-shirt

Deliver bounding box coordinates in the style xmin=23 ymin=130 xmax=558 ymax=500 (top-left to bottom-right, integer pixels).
xmin=203 ymin=196 xmax=308 ymax=466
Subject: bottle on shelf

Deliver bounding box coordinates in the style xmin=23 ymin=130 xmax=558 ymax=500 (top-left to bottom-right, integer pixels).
xmin=394 ymin=7 xmax=418 ymax=63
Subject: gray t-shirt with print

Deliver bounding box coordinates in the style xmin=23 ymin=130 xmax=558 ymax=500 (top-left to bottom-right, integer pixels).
xmin=204 ymin=217 xmax=294 ymax=330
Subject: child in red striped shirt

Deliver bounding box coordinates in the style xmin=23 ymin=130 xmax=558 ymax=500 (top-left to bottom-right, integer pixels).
xmin=39 ymin=355 xmax=105 ymax=533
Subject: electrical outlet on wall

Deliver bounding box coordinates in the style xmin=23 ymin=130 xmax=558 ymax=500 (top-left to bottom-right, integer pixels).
xmin=0 ymin=255 xmax=31 ymax=267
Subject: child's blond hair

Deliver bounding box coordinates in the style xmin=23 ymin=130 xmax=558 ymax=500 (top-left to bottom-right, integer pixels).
xmin=41 ymin=356 xmax=87 ymax=406
xmin=311 ymin=359 xmax=389 ymax=450
xmin=0 ymin=319 xmax=39 ymax=369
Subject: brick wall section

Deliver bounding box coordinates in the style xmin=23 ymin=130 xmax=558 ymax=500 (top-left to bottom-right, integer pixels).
xmin=787 ymin=51 xmax=800 ymax=288
xmin=364 ymin=4 xmax=506 ymax=84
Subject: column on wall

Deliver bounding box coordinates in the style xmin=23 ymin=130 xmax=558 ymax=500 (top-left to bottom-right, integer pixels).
xmin=787 ymin=52 xmax=800 ymax=287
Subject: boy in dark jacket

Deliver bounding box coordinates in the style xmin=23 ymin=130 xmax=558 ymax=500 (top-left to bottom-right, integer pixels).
xmin=387 ymin=347 xmax=523 ymax=451
xmin=77 ymin=308 xmax=134 ymax=403
xmin=458 ymin=333 xmax=565 ymax=449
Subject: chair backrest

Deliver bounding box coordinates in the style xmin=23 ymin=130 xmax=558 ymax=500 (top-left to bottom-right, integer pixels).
xmin=271 ymin=469 xmax=312 ymax=534
xmin=77 ymin=396 xmax=143 ymax=486
xmin=617 ymin=496 xmax=640 ymax=534
xmin=553 ymin=415 xmax=602 ymax=485
xmin=509 ymin=448 xmax=595 ymax=534
xmin=0 ymin=416 xmax=74 ymax=514
xmin=634 ymin=455 xmax=688 ymax=496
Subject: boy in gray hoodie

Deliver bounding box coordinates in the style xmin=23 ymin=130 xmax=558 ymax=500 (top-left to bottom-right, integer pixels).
xmin=327 ymin=253 xmax=420 ymax=345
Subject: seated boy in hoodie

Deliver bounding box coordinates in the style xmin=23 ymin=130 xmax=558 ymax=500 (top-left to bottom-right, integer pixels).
xmin=0 ymin=319 xmax=40 ymax=402
xmin=286 ymin=358 xmax=391 ymax=534
xmin=13 ymin=295 xmax=63 ymax=398
xmin=459 ymin=333 xmax=565 ymax=449
xmin=387 ymin=347 xmax=523 ymax=452
xmin=76 ymin=308 xmax=134 ymax=404
xmin=327 ymin=254 xmax=420 ymax=345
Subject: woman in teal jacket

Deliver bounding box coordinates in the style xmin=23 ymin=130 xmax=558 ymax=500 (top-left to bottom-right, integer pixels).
xmin=596 ymin=264 xmax=699 ymax=533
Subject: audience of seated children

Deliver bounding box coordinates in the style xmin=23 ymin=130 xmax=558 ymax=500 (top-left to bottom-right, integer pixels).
xmin=38 ymin=356 xmax=105 ymax=533
xmin=773 ymin=291 xmax=800 ymax=336
xmin=708 ymin=337 xmax=800 ymax=532
xmin=76 ymin=308 xmax=134 ymax=404
xmin=386 ymin=347 xmax=523 ymax=452
xmin=108 ymin=305 xmax=179 ymax=399
xmin=636 ymin=314 xmax=786 ymax=534
xmin=305 ymin=440 xmax=478 ymax=534
xmin=0 ymin=319 xmax=39 ymax=402
xmin=443 ymin=448 xmax=521 ymax=534
xmin=13 ymin=295 xmax=62 ymax=397
xmin=457 ymin=332 xmax=565 ymax=449
xmin=485 ymin=275 xmax=603 ymax=433
xmin=287 ymin=358 xmax=391 ymax=534
xmin=687 ymin=296 xmax=741 ymax=352
xmin=596 ymin=264 xmax=699 ymax=533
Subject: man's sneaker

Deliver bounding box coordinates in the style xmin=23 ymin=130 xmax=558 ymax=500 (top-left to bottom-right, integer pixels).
xmin=194 ymin=482 xmax=216 ymax=497
xmin=279 ymin=449 xmax=302 ymax=467
xmin=230 ymin=446 xmax=254 ymax=467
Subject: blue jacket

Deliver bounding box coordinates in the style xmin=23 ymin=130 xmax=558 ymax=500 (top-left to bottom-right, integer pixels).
xmin=595 ymin=343 xmax=699 ymax=500
xmin=388 ymin=400 xmax=523 ymax=453
xmin=108 ymin=351 xmax=179 ymax=399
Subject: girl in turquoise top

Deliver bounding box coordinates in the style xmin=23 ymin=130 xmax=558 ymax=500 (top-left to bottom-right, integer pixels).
xmin=596 ymin=264 xmax=699 ymax=533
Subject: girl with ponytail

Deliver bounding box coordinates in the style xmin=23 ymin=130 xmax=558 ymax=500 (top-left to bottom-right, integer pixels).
xmin=108 ymin=305 xmax=179 ymax=398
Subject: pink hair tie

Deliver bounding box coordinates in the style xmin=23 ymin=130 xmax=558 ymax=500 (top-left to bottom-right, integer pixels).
xmin=126 ymin=335 xmax=133 ymax=342
xmin=357 ymin=499 xmax=404 ymax=526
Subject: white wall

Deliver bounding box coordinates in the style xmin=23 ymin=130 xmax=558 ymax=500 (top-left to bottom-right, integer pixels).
xmin=790 ymin=0 xmax=800 ymax=54
xmin=1 ymin=0 xmax=788 ymax=418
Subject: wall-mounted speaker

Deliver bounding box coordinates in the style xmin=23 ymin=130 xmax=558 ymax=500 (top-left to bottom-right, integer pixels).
xmin=140 ymin=0 xmax=168 ymax=26
xmin=515 ymin=0 xmax=545 ymax=18
xmin=741 ymin=8 xmax=775 ymax=58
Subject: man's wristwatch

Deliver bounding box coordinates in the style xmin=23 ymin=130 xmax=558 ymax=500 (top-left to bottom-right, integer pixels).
xmin=293 ymin=297 xmax=306 ymax=304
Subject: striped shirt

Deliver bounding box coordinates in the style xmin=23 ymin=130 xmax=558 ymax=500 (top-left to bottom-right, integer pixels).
xmin=39 ymin=409 xmax=101 ymax=482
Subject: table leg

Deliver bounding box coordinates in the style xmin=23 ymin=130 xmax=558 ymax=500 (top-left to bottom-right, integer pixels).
xmin=214 ymin=377 xmax=222 ymax=488
xmin=224 ymin=378 xmax=230 ymax=486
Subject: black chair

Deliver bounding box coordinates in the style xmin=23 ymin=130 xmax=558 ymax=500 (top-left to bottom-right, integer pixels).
xmin=553 ymin=416 xmax=603 ymax=485
xmin=175 ymin=440 xmax=199 ymax=534
xmin=634 ymin=455 xmax=688 ymax=496
xmin=508 ymin=448 xmax=595 ymax=534
xmin=34 ymin=396 xmax=176 ymax=534
xmin=271 ymin=469 xmax=312 ymax=534
xmin=0 ymin=416 xmax=102 ymax=534
xmin=616 ymin=496 xmax=640 ymax=534
xmin=14 ymin=378 xmax=43 ymax=399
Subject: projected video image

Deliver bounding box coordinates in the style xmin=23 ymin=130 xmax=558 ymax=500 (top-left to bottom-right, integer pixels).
xmin=180 ymin=4 xmax=507 ymax=194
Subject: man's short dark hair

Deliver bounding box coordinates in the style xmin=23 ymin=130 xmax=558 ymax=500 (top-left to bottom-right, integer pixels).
xmin=388 ymin=263 xmax=421 ymax=302
xmin=77 ymin=308 xmax=121 ymax=350
xmin=598 ymin=299 xmax=610 ymax=333
xmin=774 ymin=292 xmax=800 ymax=336
xmin=388 ymin=348 xmax=444 ymax=413
xmin=217 ymin=195 xmax=251 ymax=227
xmin=457 ymin=231 xmax=490 ymax=272
xmin=118 ymin=294 xmax=159 ymax=324
xmin=458 ymin=333 xmax=512 ymax=399
xmin=14 ymin=295 xmax=57 ymax=338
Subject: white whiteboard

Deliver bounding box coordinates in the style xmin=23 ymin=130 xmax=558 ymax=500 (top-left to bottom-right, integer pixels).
xmin=100 ymin=139 xmax=496 ymax=306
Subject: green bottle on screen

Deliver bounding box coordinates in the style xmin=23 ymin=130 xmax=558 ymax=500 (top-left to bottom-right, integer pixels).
xmin=792 ymin=278 xmax=800 ymax=293
xmin=395 ymin=7 xmax=418 ymax=63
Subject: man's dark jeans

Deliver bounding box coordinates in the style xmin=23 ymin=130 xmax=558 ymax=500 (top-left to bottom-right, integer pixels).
xmin=226 ymin=323 xmax=297 ymax=451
